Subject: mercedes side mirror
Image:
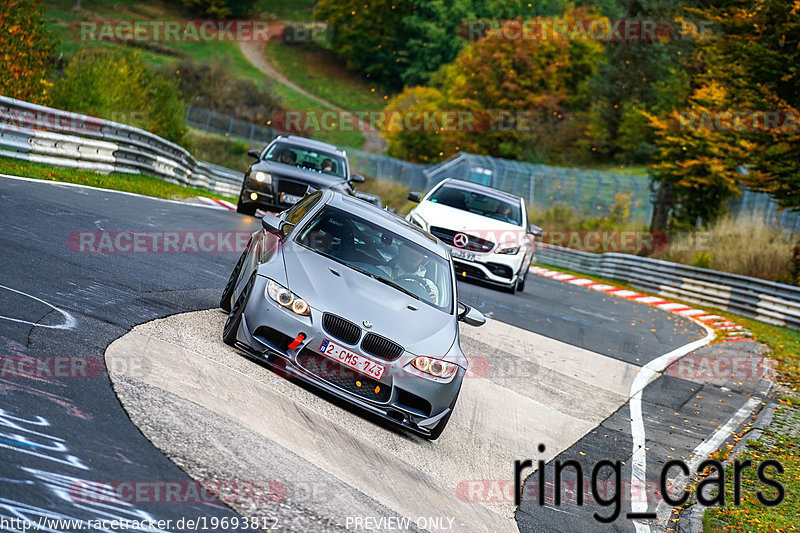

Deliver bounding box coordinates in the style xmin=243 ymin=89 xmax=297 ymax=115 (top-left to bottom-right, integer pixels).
xmin=528 ymin=224 xmax=542 ymax=237
xmin=408 ymin=192 xmax=422 ymax=203
xmin=247 ymin=150 xmax=261 ymax=160
xmin=350 ymin=174 xmax=366 ymax=184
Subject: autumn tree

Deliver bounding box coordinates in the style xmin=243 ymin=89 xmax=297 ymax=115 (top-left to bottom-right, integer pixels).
xmin=385 ymin=8 xmax=604 ymax=163
xmin=646 ymin=82 xmax=759 ymax=230
xmin=648 ymin=0 xmax=800 ymax=232
xmin=688 ymin=0 xmax=800 ymax=210
xmin=0 ymin=0 xmax=56 ymax=104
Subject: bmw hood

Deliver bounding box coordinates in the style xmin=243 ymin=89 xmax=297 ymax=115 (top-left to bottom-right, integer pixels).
xmin=278 ymin=244 xmax=459 ymax=360
xmin=415 ymin=201 xmax=526 ymax=244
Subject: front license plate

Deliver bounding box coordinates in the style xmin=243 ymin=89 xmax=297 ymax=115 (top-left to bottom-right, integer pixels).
xmin=280 ymin=192 xmax=302 ymax=204
xmin=318 ymin=339 xmax=385 ymax=380
xmin=450 ymin=247 xmax=476 ymax=261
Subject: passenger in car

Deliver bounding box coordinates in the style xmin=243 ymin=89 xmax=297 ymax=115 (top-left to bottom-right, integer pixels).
xmin=320 ymin=158 xmax=336 ymax=173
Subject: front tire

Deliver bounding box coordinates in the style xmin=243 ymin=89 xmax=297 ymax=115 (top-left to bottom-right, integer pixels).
xmin=516 ymin=270 xmax=527 ymax=292
xmin=219 ymin=246 xmax=249 ymax=312
xmin=222 ymin=272 xmax=255 ymax=347
xmin=425 ymin=386 xmax=461 ymax=441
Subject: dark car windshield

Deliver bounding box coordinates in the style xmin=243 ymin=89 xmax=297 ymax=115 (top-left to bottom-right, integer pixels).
xmin=429 ymin=185 xmax=523 ymax=226
xmin=264 ymin=142 xmax=347 ymax=178
xmin=296 ymin=206 xmax=453 ymax=311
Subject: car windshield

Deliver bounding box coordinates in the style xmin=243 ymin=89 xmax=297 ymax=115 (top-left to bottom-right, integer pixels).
xmin=429 ymin=185 xmax=522 ymax=226
xmin=264 ymin=142 xmax=347 ymax=178
xmin=296 ymin=206 xmax=453 ymax=311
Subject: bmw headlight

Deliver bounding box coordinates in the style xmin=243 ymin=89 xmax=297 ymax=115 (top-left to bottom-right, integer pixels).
xmin=266 ymin=280 xmax=310 ymax=316
xmin=411 ymin=356 xmax=458 ymax=379
xmin=253 ymin=171 xmax=272 ymax=184
xmin=496 ymin=243 xmax=520 ymax=255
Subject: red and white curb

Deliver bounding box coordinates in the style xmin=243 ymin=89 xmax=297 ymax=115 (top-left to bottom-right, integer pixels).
xmin=199 ymin=197 xmax=236 ymax=211
xmin=529 ymin=266 xmax=752 ymax=340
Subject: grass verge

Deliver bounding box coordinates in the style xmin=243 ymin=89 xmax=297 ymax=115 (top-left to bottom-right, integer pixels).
xmin=264 ymin=42 xmax=390 ymax=112
xmin=270 ymin=82 xmax=366 ymax=149
xmin=0 ymin=156 xmax=236 ymax=203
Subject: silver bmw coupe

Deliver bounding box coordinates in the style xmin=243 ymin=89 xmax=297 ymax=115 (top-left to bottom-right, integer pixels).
xmin=220 ymin=189 xmax=485 ymax=439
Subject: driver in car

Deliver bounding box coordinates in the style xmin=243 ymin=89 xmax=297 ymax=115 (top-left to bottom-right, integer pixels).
xmin=277 ymin=149 xmax=296 ymax=165
xmin=382 ymin=248 xmax=439 ymax=304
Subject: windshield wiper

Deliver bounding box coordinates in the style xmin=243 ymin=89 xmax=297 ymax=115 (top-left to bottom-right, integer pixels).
xmin=343 ymin=263 xmax=421 ymax=301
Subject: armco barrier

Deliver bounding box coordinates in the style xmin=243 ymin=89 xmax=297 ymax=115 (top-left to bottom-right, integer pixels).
xmin=536 ymin=243 xmax=800 ymax=330
xmin=0 ymin=96 xmax=242 ymax=197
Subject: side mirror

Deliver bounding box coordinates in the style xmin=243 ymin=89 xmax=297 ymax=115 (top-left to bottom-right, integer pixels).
xmin=457 ymin=301 xmax=486 ymax=327
xmin=408 ymin=192 xmax=422 ymax=203
xmin=528 ymin=224 xmax=542 ymax=237
xmin=247 ymin=150 xmax=261 ymax=160
xmin=261 ymin=214 xmax=295 ymax=236
xmin=350 ymin=174 xmax=366 ymax=184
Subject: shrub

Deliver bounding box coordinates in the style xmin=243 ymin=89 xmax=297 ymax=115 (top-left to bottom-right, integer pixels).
xmin=0 ymin=0 xmax=56 ymax=104
xmin=654 ymin=215 xmax=797 ymax=283
xmin=177 ymin=0 xmax=255 ymax=18
xmin=164 ymin=58 xmax=281 ymax=126
xmin=51 ymin=49 xmax=185 ymax=143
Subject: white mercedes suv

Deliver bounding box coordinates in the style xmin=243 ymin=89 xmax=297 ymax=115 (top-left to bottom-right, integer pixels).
xmin=406 ymin=178 xmax=541 ymax=293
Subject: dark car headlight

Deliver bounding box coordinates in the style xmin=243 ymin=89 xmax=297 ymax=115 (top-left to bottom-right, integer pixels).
xmin=411 ymin=356 xmax=458 ymax=379
xmin=253 ymin=171 xmax=272 ymax=185
xmin=266 ymin=280 xmax=310 ymax=316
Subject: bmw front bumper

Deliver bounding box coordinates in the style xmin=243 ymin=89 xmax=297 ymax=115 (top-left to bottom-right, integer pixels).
xmin=234 ymin=275 xmax=463 ymax=437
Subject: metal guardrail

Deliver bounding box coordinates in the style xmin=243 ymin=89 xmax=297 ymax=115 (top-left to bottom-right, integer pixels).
xmin=536 ymin=243 xmax=800 ymax=330
xmin=0 ymin=96 xmax=243 ymax=197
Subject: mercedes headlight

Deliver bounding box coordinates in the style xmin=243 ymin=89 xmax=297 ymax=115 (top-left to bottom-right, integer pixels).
xmin=496 ymin=243 xmax=520 ymax=255
xmin=266 ymin=280 xmax=310 ymax=316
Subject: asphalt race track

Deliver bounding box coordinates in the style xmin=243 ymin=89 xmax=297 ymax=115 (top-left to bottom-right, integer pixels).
xmin=0 ymin=176 xmax=771 ymax=533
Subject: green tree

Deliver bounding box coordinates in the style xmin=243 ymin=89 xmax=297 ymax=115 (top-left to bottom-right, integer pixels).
xmin=314 ymin=0 xmax=415 ymax=90
xmin=585 ymin=0 xmax=700 ymax=165
xmin=51 ymin=49 xmax=185 ymax=143
xmin=178 ymin=0 xmax=255 ymax=18
xmin=0 ymin=0 xmax=56 ymax=104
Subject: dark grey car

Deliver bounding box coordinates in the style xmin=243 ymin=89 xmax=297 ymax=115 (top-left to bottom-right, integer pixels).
xmin=220 ymin=190 xmax=485 ymax=439
xmin=236 ymin=135 xmax=365 ymax=215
